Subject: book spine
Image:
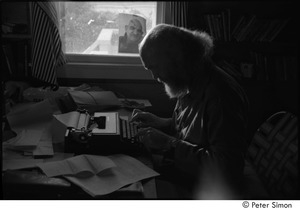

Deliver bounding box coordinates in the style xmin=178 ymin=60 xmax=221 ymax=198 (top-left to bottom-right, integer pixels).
xmin=231 ymin=16 xmax=245 ymax=41
xmin=236 ymin=15 xmax=256 ymax=42
xmin=205 ymin=14 xmax=214 ymax=38
xmin=227 ymin=9 xmax=231 ymax=42
xmin=221 ymin=11 xmax=227 ymax=42
xmin=24 ymin=43 xmax=28 ymax=77
xmin=212 ymin=15 xmax=220 ymax=40
xmin=267 ymin=19 xmax=289 ymax=42
xmin=258 ymin=20 xmax=276 ymax=42
xmin=2 ymin=45 xmax=13 ymax=76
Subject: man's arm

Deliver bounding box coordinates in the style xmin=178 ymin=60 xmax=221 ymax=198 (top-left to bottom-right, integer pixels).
xmin=171 ymin=96 xmax=247 ymax=182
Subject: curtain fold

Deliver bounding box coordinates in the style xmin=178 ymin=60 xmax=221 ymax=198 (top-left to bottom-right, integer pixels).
xmin=169 ymin=1 xmax=188 ymax=28
xmin=30 ymin=2 xmax=66 ymax=87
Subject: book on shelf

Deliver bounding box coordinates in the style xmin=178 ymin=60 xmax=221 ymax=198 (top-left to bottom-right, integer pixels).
xmin=211 ymin=14 xmax=220 ymax=40
xmin=204 ymin=14 xmax=214 ymax=38
xmin=264 ymin=18 xmax=290 ymax=42
xmin=240 ymin=17 xmax=261 ymax=42
xmin=221 ymin=11 xmax=228 ymax=41
xmin=263 ymin=55 xmax=269 ymax=81
xmin=224 ymin=8 xmax=231 ymax=42
xmin=232 ymin=14 xmax=256 ymax=42
xmin=203 ymin=9 xmax=231 ymax=42
xmin=258 ymin=20 xmax=278 ymax=42
xmin=2 ymin=45 xmax=13 ymax=76
xmin=250 ymin=51 xmax=297 ymax=81
xmin=282 ymin=56 xmax=288 ymax=81
xmin=215 ymin=14 xmax=223 ymax=41
xmin=202 ymin=8 xmax=291 ymax=43
xmin=284 ymin=56 xmax=298 ymax=81
xmin=242 ymin=18 xmax=259 ymax=42
xmin=250 ymin=19 xmax=268 ymax=42
xmin=2 ymin=44 xmax=15 ymax=77
xmin=274 ymin=56 xmax=286 ymax=81
xmin=204 ymin=14 xmax=213 ymax=38
xmin=231 ymin=15 xmax=245 ymax=40
xmin=251 ymin=52 xmax=265 ymax=81
xmin=1 ymin=41 xmax=30 ymax=78
xmin=24 ymin=43 xmax=28 ymax=76
xmin=250 ymin=17 xmax=288 ymax=42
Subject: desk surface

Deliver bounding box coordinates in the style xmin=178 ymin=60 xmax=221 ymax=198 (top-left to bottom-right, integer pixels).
xmin=2 ymin=102 xmax=157 ymax=199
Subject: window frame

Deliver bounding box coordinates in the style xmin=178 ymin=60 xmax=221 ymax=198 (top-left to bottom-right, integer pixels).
xmin=57 ymin=1 xmax=168 ymax=80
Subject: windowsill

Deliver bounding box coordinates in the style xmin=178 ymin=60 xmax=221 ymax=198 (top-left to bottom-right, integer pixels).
xmin=57 ymin=62 xmax=154 ymax=80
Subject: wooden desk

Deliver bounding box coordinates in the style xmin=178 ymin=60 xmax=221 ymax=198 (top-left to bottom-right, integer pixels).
xmin=2 ymin=102 xmax=157 ymax=199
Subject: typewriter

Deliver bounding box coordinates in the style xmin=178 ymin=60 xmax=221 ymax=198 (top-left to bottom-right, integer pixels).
xmin=64 ymin=111 xmax=145 ymax=155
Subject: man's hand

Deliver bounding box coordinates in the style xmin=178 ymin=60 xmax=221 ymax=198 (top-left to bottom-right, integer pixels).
xmin=135 ymin=127 xmax=175 ymax=152
xmin=130 ymin=109 xmax=171 ymax=129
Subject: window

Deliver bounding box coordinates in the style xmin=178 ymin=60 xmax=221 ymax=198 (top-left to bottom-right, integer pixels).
xmin=57 ymin=2 xmax=166 ymax=80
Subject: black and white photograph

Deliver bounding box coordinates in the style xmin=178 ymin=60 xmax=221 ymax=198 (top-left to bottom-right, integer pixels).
xmin=1 ymin=1 xmax=298 ymax=209
xmin=118 ymin=13 xmax=146 ymax=54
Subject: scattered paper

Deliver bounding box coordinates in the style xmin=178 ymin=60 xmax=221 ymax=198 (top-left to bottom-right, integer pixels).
xmin=64 ymin=154 xmax=159 ymax=197
xmin=32 ymin=123 xmax=54 ymax=157
xmin=36 ymin=153 xmax=159 ymax=197
xmin=3 ymin=129 xmax=43 ymax=150
xmin=53 ymin=111 xmax=81 ymax=128
xmin=43 ymin=152 xmax=75 ymax=163
xmin=51 ymin=116 xmax=68 ymax=143
xmin=3 ymin=123 xmax=54 ymax=157
xmin=33 ymin=141 xmax=54 ymax=157
xmin=69 ymin=90 xmax=121 ymax=107
xmin=2 ymin=159 xmax=43 ymax=171
xmin=7 ymin=99 xmax=53 ymax=132
xmin=119 ymin=98 xmax=152 ymax=109
xmin=37 ymin=155 xmax=116 ymax=177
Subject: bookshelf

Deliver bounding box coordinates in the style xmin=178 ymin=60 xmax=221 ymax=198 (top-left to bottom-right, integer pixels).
xmin=1 ymin=2 xmax=32 ymax=80
xmin=187 ymin=1 xmax=298 ymax=82
xmin=187 ymin=1 xmax=298 ymax=144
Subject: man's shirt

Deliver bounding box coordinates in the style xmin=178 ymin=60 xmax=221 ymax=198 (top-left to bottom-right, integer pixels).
xmin=168 ymin=64 xmax=249 ymax=190
xmin=119 ymin=34 xmax=139 ymax=53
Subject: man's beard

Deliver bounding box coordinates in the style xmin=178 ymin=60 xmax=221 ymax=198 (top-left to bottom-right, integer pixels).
xmin=163 ymin=82 xmax=188 ymax=99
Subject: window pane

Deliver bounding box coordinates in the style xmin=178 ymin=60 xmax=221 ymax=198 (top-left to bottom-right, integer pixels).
xmin=58 ymin=1 xmax=157 ymax=56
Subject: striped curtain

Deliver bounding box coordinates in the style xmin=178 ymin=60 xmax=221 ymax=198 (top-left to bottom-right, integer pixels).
xmin=169 ymin=2 xmax=188 ymax=28
xmin=30 ymin=2 xmax=66 ymax=87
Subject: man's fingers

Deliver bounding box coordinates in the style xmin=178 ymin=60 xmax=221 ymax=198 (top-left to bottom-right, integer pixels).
xmin=132 ymin=109 xmax=142 ymax=114
xmin=130 ymin=109 xmax=142 ymax=122
xmin=135 ymin=127 xmax=152 ymax=137
xmin=131 ymin=110 xmax=148 ymax=123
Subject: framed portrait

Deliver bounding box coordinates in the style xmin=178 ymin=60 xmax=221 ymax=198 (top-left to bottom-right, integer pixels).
xmin=118 ymin=13 xmax=146 ymax=53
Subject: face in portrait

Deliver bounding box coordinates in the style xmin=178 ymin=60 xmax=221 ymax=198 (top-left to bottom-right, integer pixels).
xmin=118 ymin=14 xmax=146 ymax=53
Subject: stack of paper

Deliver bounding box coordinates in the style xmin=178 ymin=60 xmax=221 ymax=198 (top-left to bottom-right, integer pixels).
xmin=2 ymin=153 xmax=74 ymax=171
xmin=2 ymin=159 xmax=44 ymax=171
xmin=69 ymin=90 xmax=122 ymax=109
xmin=4 ymin=99 xmax=56 ymax=157
xmin=3 ymin=127 xmax=54 ymax=157
xmin=37 ymin=154 xmax=159 ymax=197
